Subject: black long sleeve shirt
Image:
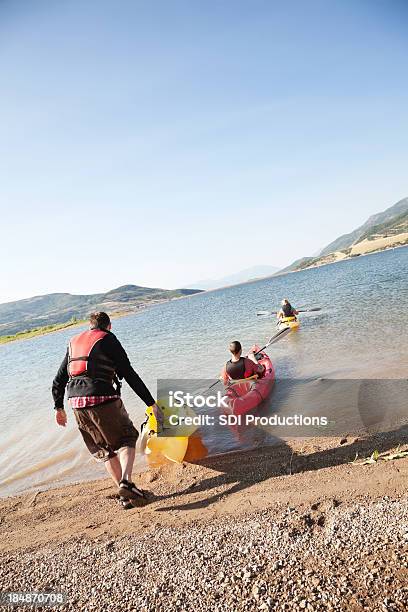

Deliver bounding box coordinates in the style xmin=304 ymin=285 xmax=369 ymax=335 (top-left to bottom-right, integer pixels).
xmin=52 ymin=330 xmax=155 ymax=409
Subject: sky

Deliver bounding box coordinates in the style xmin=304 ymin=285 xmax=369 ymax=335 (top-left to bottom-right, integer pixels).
xmin=0 ymin=0 xmax=407 ymax=303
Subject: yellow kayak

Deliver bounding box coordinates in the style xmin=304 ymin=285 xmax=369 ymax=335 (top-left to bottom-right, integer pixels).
xmin=278 ymin=316 xmax=300 ymax=330
xmin=144 ymin=431 xmax=208 ymax=467
xmin=140 ymin=404 xmax=203 ymax=464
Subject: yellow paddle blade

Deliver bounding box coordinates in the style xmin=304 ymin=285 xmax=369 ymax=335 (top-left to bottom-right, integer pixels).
xmin=146 ymin=434 xmax=189 ymax=464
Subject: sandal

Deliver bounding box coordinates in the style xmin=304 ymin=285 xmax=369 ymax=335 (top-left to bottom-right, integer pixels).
xmin=118 ymin=479 xmax=147 ymax=502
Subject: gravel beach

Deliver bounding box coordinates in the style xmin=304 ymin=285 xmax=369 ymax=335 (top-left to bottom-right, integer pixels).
xmin=1 ymin=433 xmax=407 ymax=611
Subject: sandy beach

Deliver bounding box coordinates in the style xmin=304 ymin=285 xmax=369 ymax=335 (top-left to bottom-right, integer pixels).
xmin=1 ymin=429 xmax=407 ymax=611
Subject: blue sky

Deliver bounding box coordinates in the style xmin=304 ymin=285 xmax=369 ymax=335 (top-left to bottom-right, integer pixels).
xmin=0 ymin=0 xmax=407 ymax=302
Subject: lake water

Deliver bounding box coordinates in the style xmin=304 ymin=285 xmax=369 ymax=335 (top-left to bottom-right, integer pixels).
xmin=1 ymin=247 xmax=407 ymax=497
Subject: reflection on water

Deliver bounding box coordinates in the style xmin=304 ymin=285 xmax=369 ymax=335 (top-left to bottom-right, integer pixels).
xmin=0 ymin=247 xmax=407 ymax=496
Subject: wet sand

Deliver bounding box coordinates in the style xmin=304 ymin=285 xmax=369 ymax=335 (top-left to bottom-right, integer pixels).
xmin=1 ymin=429 xmax=407 ymax=610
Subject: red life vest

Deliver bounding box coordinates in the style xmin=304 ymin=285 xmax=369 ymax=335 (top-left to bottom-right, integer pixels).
xmin=68 ymin=329 xmax=115 ymax=382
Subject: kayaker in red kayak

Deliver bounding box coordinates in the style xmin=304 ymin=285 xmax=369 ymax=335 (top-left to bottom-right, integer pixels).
xmin=277 ymin=299 xmax=298 ymax=322
xmin=221 ymin=340 xmax=264 ymax=384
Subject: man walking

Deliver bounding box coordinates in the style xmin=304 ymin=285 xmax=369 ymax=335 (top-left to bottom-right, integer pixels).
xmin=52 ymin=311 xmax=161 ymax=507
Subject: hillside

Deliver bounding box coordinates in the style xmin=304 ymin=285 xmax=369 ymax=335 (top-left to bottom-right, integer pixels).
xmin=274 ymin=257 xmax=314 ymax=276
xmin=280 ymin=197 xmax=408 ymax=274
xmin=0 ymin=285 xmax=201 ymax=336
xmin=319 ymin=197 xmax=408 ymax=256
xmin=355 ymin=209 xmax=408 ymax=243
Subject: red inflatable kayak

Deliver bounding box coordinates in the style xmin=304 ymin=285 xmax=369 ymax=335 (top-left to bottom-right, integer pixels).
xmin=224 ymin=345 xmax=275 ymax=416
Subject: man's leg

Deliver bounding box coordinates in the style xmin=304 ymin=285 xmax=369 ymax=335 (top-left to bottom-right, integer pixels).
xmin=105 ymin=454 xmax=122 ymax=487
xmin=117 ymin=446 xmax=147 ymax=501
xmin=73 ymin=410 xmax=122 ymax=485
xmin=117 ymin=446 xmax=136 ymax=482
xmin=94 ymin=399 xmax=140 ymax=493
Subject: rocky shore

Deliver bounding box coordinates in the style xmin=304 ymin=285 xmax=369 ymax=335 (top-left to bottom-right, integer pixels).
xmin=1 ymin=433 xmax=407 ymax=611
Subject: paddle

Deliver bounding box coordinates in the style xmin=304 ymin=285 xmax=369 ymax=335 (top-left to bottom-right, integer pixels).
xmin=206 ymin=326 xmax=291 ymax=391
xmin=257 ymin=307 xmax=322 ymax=316
xmin=254 ymin=326 xmax=291 ymax=354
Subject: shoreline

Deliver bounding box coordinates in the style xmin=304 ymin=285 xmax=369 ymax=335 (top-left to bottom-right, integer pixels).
xmin=276 ymin=240 xmax=408 ymax=278
xmin=1 ymin=431 xmax=407 ymax=610
xmin=294 ymin=240 xmax=408 ymax=274
xmin=2 ymin=431 xmax=407 ymax=532
xmin=0 ymin=319 xmax=90 ymax=346
xmin=0 ymin=292 xmax=200 ymax=346
xmin=0 ymin=309 xmax=150 ymax=346
xmin=2 ymin=244 xmax=407 ymax=346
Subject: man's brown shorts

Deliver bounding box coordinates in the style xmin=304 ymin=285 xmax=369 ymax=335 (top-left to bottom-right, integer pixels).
xmin=73 ymin=398 xmax=139 ymax=462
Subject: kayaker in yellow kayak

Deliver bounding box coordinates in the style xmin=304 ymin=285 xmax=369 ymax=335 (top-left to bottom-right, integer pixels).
xmin=277 ymin=299 xmax=298 ymax=323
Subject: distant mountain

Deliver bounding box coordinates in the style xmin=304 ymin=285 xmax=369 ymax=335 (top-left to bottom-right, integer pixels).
xmin=186 ymin=265 xmax=280 ymax=290
xmin=0 ymin=284 xmax=202 ymax=336
xmin=275 ymin=257 xmax=314 ymax=276
xmin=319 ymin=197 xmax=408 ymax=256
xmin=280 ymin=197 xmax=408 ymax=274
